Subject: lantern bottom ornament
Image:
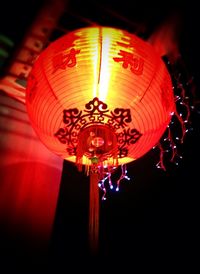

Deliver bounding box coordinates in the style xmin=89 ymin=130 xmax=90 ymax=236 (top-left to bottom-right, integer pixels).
xmin=75 ymin=122 xmax=134 ymax=252
xmin=75 ymin=124 xmax=118 ymax=252
xmin=76 ymin=124 xmax=118 ymax=172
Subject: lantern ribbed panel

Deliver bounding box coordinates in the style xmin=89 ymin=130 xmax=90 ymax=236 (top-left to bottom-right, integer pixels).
xmin=26 ymin=27 xmax=175 ymax=165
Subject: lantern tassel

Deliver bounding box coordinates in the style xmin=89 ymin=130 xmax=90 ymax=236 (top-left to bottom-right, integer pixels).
xmin=89 ymin=171 xmax=100 ymax=254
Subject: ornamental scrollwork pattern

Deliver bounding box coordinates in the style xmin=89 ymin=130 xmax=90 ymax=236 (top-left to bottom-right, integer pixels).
xmin=54 ymin=97 xmax=142 ymax=157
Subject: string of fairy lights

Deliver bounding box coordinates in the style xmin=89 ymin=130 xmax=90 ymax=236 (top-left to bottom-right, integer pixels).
xmin=97 ymin=56 xmax=197 ymax=200
xmin=155 ymin=56 xmax=196 ymax=171
xmin=98 ymin=165 xmax=131 ymax=200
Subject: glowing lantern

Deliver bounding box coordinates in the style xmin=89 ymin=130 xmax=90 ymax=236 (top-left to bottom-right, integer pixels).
xmin=25 ymin=26 xmax=175 ymax=252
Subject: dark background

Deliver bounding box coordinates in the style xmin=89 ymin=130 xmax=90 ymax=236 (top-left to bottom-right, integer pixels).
xmin=0 ymin=0 xmax=199 ymax=272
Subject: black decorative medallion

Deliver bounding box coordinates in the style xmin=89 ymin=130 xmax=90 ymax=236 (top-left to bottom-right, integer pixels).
xmin=54 ymin=97 xmax=142 ymax=158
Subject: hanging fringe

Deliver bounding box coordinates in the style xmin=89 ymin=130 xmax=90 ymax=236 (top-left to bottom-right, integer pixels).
xmin=89 ymin=171 xmax=99 ymax=253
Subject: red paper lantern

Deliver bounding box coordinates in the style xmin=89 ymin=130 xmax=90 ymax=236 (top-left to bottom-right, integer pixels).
xmin=25 ymin=26 xmax=175 ymax=251
xmin=26 ymin=26 xmax=175 ymax=165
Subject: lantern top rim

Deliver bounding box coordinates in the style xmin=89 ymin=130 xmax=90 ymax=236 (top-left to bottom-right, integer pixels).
xmin=45 ymin=25 xmax=164 ymax=60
